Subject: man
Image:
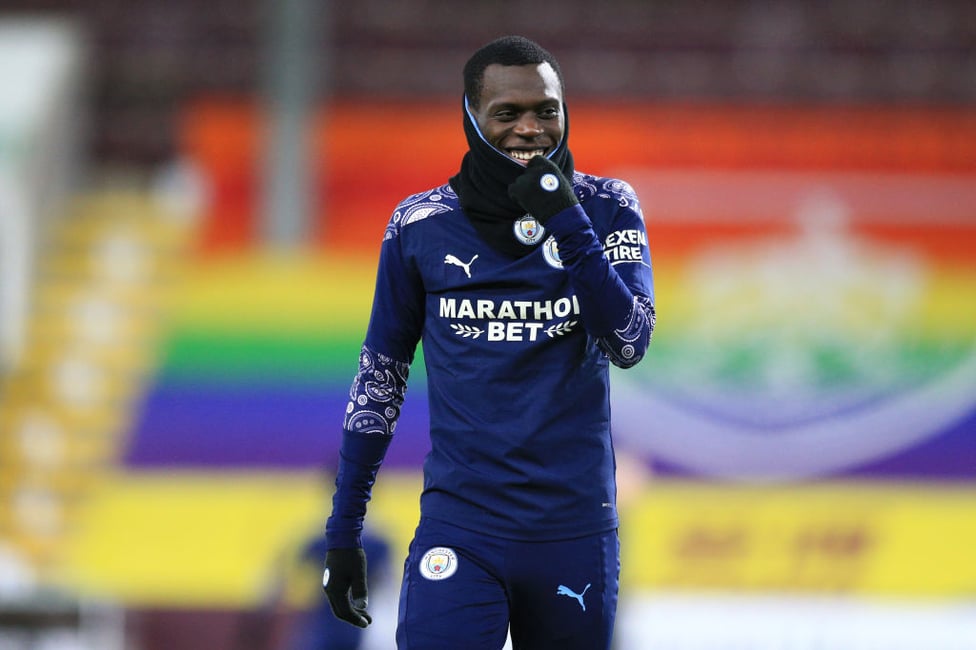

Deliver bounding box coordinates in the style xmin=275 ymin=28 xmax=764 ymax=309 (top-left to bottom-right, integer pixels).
xmin=322 ymin=35 xmax=655 ymax=650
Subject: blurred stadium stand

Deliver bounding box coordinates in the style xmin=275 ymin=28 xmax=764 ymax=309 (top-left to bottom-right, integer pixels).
xmin=0 ymin=0 xmax=973 ymax=169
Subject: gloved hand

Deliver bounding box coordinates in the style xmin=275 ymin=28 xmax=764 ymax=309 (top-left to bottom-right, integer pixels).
xmin=507 ymin=155 xmax=579 ymax=223
xmin=322 ymin=548 xmax=372 ymax=628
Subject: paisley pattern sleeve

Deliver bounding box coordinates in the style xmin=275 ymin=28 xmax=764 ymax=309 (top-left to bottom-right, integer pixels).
xmin=326 ymin=345 xmax=410 ymax=549
xmin=343 ymin=345 xmax=411 ymax=437
xmin=596 ymin=295 xmax=655 ymax=369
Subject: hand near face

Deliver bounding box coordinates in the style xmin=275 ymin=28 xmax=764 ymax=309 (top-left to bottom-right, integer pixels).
xmin=508 ymin=155 xmax=579 ymax=223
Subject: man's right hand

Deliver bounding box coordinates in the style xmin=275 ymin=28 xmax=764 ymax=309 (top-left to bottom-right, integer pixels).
xmin=323 ymin=548 xmax=372 ymax=628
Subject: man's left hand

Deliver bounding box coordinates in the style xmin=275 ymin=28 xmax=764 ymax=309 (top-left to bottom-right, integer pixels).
xmin=508 ymin=155 xmax=578 ymax=223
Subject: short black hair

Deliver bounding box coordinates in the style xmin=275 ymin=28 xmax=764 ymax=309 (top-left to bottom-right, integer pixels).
xmin=463 ymin=35 xmax=564 ymax=108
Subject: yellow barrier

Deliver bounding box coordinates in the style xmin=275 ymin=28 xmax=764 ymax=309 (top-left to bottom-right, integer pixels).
xmin=58 ymin=471 xmax=976 ymax=606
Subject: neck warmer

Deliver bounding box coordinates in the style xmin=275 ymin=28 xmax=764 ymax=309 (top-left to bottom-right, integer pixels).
xmin=449 ymin=96 xmax=575 ymax=258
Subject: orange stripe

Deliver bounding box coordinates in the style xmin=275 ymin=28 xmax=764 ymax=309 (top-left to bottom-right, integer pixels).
xmin=178 ymin=99 xmax=976 ymax=255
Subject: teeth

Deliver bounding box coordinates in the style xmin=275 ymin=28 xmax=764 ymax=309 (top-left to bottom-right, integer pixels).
xmin=509 ymin=150 xmax=545 ymax=162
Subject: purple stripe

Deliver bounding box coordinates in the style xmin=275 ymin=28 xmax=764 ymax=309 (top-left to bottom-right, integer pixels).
xmin=649 ymin=408 xmax=976 ymax=481
xmin=125 ymin=383 xmax=974 ymax=481
xmin=838 ymin=410 xmax=976 ymax=479
xmin=123 ymin=383 xmax=430 ymax=469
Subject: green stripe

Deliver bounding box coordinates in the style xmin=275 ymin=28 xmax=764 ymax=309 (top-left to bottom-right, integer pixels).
xmin=634 ymin=338 xmax=970 ymax=390
xmin=157 ymin=331 xmax=363 ymax=383
xmin=156 ymin=331 xmax=429 ymax=385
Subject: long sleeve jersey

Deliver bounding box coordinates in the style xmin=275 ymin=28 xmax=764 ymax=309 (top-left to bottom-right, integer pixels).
xmin=327 ymin=173 xmax=655 ymax=548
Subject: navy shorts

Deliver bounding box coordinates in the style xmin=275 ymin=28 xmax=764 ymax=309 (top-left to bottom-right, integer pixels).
xmin=395 ymin=517 xmax=619 ymax=650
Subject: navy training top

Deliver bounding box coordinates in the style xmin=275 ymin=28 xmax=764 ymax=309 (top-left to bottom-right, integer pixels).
xmin=327 ymin=173 xmax=655 ymax=547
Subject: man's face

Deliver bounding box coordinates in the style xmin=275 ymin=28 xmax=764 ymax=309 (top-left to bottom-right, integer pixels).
xmin=470 ymin=62 xmax=564 ymax=166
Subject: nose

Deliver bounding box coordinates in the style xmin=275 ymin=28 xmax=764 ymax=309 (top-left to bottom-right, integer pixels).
xmin=513 ymin=113 xmax=543 ymax=137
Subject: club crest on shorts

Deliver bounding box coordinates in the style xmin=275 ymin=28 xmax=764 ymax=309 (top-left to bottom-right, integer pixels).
xmin=514 ymin=214 xmax=545 ymax=245
xmin=542 ymin=236 xmax=564 ymax=269
xmin=419 ymin=546 xmax=458 ymax=581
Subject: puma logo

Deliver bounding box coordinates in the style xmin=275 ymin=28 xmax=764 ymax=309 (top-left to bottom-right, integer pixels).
xmin=444 ymin=254 xmax=479 ymax=278
xmin=556 ymin=583 xmax=591 ymax=611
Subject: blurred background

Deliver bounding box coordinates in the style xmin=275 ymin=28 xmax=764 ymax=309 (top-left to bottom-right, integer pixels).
xmin=1 ymin=1 xmax=975 ymax=648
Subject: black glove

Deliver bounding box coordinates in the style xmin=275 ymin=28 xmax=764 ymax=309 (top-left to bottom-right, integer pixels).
xmin=322 ymin=548 xmax=372 ymax=628
xmin=507 ymin=155 xmax=579 ymax=223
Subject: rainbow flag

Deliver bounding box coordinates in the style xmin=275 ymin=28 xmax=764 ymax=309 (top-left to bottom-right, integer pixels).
xmin=63 ymin=103 xmax=976 ymax=606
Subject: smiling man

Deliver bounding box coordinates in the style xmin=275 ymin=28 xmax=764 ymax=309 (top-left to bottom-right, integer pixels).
xmin=470 ymin=62 xmax=562 ymax=163
xmin=321 ymin=36 xmax=656 ymax=650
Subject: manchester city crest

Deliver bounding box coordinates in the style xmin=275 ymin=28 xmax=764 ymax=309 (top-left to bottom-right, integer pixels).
xmin=542 ymin=236 xmax=564 ymax=269
xmin=419 ymin=546 xmax=458 ymax=581
xmin=514 ymin=214 xmax=545 ymax=245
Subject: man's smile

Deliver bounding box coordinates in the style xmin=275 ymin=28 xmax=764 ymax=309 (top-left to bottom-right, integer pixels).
xmin=507 ymin=148 xmax=547 ymax=164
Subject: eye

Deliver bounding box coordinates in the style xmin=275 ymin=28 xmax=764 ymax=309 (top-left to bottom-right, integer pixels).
xmin=538 ymin=106 xmax=560 ymax=120
xmin=493 ymin=109 xmax=517 ymax=121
